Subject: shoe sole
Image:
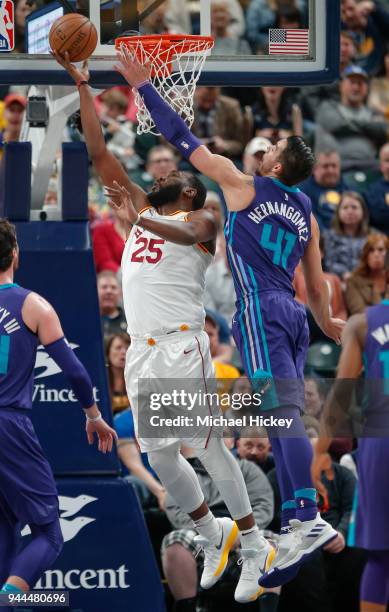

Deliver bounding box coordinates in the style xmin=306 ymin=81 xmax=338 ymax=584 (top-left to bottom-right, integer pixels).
xmin=235 ymin=544 xmax=276 ymax=603
xmin=201 ymin=521 xmax=239 ymax=589
xmin=259 ymin=528 xmax=337 ymax=589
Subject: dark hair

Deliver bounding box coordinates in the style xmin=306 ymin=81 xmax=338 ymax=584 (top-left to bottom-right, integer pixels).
xmin=256 ymin=87 xmax=298 ymax=124
xmin=184 ymin=173 xmax=207 ymax=210
xmin=0 ymin=219 xmax=17 ymax=272
xmin=276 ymin=6 xmax=302 ymax=27
xmin=331 ymin=190 xmax=369 ymax=237
xmin=354 ymin=233 xmax=389 ymax=277
xmin=278 ymin=136 xmax=315 ymax=186
xmin=105 ymin=333 xmax=131 ymax=395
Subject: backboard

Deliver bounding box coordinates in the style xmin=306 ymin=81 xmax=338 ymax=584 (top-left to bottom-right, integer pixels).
xmin=0 ymin=0 xmax=340 ymax=87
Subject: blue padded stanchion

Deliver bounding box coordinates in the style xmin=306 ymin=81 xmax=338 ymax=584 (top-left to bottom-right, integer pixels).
xmin=2 ymin=142 xmax=31 ymax=221
xmin=62 ymin=143 xmax=89 ymax=221
xmin=15 ymin=221 xmax=119 ymax=476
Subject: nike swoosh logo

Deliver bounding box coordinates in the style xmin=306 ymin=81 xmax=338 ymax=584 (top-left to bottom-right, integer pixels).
xmin=184 ymin=349 xmax=195 ymax=355
xmin=261 ymin=548 xmax=275 ymax=574
xmin=215 ymin=530 xmax=224 ymax=550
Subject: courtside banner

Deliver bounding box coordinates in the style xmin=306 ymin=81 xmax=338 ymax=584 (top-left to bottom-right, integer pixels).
xmin=19 ymin=478 xmax=165 ymax=612
xmin=15 ymin=222 xmax=119 ymax=475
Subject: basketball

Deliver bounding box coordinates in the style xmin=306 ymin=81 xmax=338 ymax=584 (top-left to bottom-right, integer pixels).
xmin=49 ymin=14 xmax=98 ymax=62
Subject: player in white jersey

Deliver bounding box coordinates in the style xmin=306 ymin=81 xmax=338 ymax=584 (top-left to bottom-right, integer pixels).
xmin=122 ymin=207 xmax=210 ymax=342
xmin=120 ymin=202 xmax=216 ymax=453
xmin=55 ymin=51 xmax=277 ymax=606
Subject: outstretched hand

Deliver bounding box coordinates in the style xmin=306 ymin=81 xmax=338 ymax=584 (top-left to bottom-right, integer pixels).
xmin=86 ymin=418 xmax=118 ymax=454
xmin=114 ymin=43 xmax=151 ymax=88
xmin=51 ymin=49 xmax=90 ymax=84
xmin=323 ymin=317 xmax=346 ymax=346
xmin=104 ymin=181 xmax=139 ymax=226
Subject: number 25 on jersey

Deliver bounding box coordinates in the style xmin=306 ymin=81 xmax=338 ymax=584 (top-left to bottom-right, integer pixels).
xmin=131 ymin=237 xmax=165 ymax=264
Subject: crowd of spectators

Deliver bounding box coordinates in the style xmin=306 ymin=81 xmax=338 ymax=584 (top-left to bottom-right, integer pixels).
xmin=2 ymin=0 xmax=389 ymax=610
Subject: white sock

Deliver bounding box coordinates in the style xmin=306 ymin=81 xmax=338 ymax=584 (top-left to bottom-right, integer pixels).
xmin=194 ymin=511 xmax=221 ymax=544
xmin=240 ymin=524 xmax=263 ymax=551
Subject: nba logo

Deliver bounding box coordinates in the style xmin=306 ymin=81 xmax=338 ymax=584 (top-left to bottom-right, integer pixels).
xmin=0 ymin=0 xmax=14 ymax=51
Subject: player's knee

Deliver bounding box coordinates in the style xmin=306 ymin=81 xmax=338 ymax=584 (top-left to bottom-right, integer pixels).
xmin=197 ymin=436 xmax=228 ymax=466
xmin=31 ymin=519 xmax=64 ymax=556
xmin=148 ymin=444 xmax=179 ymax=476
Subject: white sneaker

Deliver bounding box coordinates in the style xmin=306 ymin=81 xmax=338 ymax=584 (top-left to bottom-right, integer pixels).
xmin=270 ymin=525 xmax=297 ymax=568
xmin=258 ymin=525 xmax=300 ymax=588
xmin=194 ymin=517 xmax=238 ymax=589
xmin=234 ymin=539 xmax=275 ymax=603
xmin=259 ymin=513 xmax=337 ymax=588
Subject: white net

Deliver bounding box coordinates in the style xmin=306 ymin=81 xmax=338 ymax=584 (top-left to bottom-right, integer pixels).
xmin=116 ymin=35 xmax=214 ymax=136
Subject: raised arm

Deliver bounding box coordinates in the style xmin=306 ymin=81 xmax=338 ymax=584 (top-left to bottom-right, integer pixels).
xmin=52 ymin=51 xmax=148 ymax=213
xmin=301 ymin=215 xmax=345 ymax=344
xmin=113 ymin=47 xmax=255 ymax=211
xmin=22 ymin=292 xmax=117 ymax=453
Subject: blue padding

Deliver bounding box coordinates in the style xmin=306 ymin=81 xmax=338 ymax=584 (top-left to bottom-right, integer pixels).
xmin=2 ymin=142 xmax=31 ymax=221
xmin=14 ymin=221 xmax=118 ymax=476
xmin=62 ymin=143 xmax=89 ymax=221
xmin=23 ymin=478 xmax=166 ymax=611
xmin=15 ymin=221 xmax=91 ymax=250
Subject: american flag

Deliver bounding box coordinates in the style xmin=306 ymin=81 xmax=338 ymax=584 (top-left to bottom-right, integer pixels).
xmin=268 ymin=29 xmax=309 ymax=55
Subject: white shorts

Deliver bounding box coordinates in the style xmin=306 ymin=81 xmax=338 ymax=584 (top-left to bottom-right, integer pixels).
xmin=124 ymin=329 xmax=221 ymax=453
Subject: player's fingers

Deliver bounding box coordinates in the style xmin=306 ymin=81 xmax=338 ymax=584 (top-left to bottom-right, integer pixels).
xmin=115 ymin=49 xmax=124 ymax=63
xmin=144 ymin=60 xmax=152 ymax=76
xmin=51 ymin=49 xmax=65 ymax=65
xmin=87 ymin=430 xmax=94 ymax=445
xmin=122 ymin=44 xmax=133 ymax=63
xmin=113 ymin=181 xmax=129 ymax=196
xmin=107 ymin=434 xmax=113 ymax=453
xmin=107 ymin=200 xmax=120 ymax=210
xmin=120 ymin=185 xmax=130 ymax=196
xmin=104 ymin=185 xmax=121 ymax=195
xmin=104 ymin=189 xmax=120 ymax=199
xmin=113 ymin=64 xmax=125 ymax=77
xmin=103 ymin=185 xmax=120 ymax=193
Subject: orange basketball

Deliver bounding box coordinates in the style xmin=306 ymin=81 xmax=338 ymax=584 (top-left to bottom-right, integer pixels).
xmin=49 ymin=13 xmax=98 ymax=62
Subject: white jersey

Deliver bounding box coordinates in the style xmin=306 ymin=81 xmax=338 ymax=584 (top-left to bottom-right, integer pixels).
xmin=121 ymin=207 xmax=213 ymax=337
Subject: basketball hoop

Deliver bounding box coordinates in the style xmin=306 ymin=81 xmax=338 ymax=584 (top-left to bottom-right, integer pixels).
xmin=115 ymin=34 xmax=214 ymax=136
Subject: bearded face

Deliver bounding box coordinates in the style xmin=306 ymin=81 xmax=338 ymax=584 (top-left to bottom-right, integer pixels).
xmin=147 ymin=171 xmax=187 ymax=208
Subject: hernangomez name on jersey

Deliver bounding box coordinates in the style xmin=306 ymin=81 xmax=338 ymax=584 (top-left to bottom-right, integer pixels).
xmin=121 ymin=208 xmax=212 ymax=336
